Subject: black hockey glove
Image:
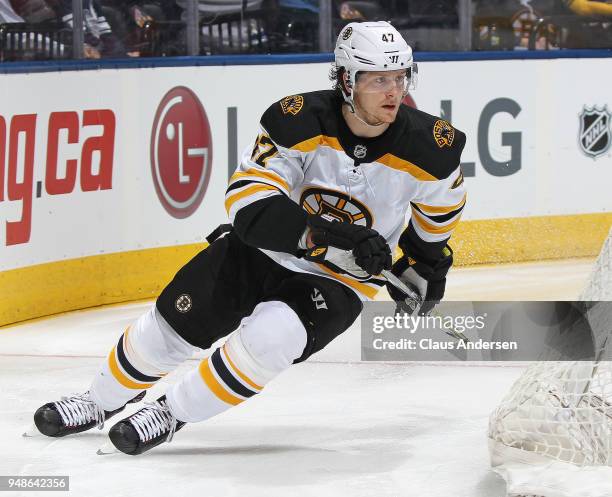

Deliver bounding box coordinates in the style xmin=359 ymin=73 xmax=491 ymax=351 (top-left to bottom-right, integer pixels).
xmin=302 ymin=215 xmax=392 ymax=277
xmin=387 ymin=245 xmax=453 ymax=316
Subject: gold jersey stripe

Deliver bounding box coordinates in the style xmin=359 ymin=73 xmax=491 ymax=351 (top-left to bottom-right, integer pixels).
xmin=317 ymin=264 xmax=379 ymax=299
xmin=291 ymin=135 xmax=343 ymax=153
xmin=199 ymin=358 xmax=244 ymax=406
xmin=108 ymin=346 xmax=155 ymax=389
xmin=414 ymin=193 xmax=467 ymax=215
xmin=224 ymin=183 xmax=280 ymax=214
xmin=230 ymin=168 xmax=290 ymax=193
xmin=411 ymin=207 xmax=463 ymax=235
xmin=222 ymin=345 xmax=263 ymax=391
xmin=376 ymin=154 xmax=438 ymax=181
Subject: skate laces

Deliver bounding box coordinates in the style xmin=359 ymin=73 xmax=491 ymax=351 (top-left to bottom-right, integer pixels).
xmin=54 ymin=392 xmax=106 ymax=430
xmin=129 ymin=399 xmax=179 ymax=443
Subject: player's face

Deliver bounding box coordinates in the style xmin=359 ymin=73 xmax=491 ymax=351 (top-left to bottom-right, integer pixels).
xmin=353 ymin=70 xmax=407 ymax=124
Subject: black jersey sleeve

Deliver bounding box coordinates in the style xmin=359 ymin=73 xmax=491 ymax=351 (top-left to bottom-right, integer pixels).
xmin=232 ymin=195 xmax=307 ymax=255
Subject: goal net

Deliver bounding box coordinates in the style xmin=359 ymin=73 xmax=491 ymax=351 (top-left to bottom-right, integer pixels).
xmin=488 ymin=228 xmax=612 ymax=497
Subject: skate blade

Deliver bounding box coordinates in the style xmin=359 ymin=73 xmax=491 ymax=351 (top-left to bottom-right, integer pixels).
xmin=22 ymin=424 xmax=41 ymax=437
xmin=96 ymin=442 xmax=120 ymax=455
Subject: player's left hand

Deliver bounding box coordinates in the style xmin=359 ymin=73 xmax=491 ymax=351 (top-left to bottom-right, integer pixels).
xmin=387 ymin=246 xmax=453 ymax=316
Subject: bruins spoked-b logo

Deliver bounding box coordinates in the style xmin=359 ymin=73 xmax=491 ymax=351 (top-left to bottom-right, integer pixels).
xmin=579 ymin=106 xmax=611 ymax=159
xmin=433 ymin=120 xmax=455 ymax=148
xmin=280 ymin=95 xmax=304 ymax=116
xmin=300 ymin=187 xmax=373 ymax=227
xmin=175 ymin=294 xmax=193 ymax=313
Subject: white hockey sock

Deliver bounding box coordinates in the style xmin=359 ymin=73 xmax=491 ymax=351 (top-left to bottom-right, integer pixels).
xmin=89 ymin=305 xmax=197 ymax=412
xmin=166 ymin=301 xmax=307 ymax=423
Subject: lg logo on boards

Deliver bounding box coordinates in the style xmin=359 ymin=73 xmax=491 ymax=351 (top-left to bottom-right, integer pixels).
xmin=150 ymin=86 xmax=213 ymax=219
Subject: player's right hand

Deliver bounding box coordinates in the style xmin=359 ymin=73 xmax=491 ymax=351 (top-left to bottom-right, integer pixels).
xmin=302 ymin=215 xmax=392 ymax=276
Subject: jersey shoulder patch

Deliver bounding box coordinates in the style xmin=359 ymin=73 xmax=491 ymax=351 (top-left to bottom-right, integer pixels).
xmin=260 ymin=90 xmax=339 ymax=149
xmin=279 ymin=95 xmax=305 ymax=116
xmin=400 ymin=106 xmax=466 ymax=180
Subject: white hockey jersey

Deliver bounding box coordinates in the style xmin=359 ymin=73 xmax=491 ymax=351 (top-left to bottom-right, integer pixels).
xmin=225 ymin=90 xmax=467 ymax=301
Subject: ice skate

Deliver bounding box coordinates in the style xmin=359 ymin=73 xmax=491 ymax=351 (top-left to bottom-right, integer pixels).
xmin=102 ymin=395 xmax=185 ymax=456
xmin=30 ymin=391 xmax=145 ymax=438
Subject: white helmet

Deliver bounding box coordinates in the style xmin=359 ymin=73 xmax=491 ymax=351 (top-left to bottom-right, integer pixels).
xmin=334 ymin=21 xmax=417 ymax=109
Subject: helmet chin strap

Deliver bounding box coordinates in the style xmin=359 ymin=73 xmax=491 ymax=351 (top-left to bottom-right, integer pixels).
xmin=346 ymin=96 xmax=386 ymax=128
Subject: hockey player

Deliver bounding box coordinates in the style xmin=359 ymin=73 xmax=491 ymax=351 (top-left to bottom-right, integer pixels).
xmin=32 ymin=21 xmax=467 ymax=455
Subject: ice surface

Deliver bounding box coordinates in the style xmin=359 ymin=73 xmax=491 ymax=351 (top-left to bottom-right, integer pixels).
xmin=0 ymin=259 xmax=594 ymax=497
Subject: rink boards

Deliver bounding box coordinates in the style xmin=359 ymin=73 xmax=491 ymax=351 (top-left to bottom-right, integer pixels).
xmin=0 ymin=55 xmax=611 ymax=325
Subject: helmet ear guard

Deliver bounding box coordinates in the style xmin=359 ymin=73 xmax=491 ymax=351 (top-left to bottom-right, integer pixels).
xmin=407 ymin=62 xmax=418 ymax=91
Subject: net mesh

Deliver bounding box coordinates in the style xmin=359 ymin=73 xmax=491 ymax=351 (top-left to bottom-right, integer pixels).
xmin=489 ymin=228 xmax=612 ymax=468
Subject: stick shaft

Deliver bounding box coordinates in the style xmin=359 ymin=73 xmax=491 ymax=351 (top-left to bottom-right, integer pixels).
xmin=381 ymin=269 xmax=422 ymax=303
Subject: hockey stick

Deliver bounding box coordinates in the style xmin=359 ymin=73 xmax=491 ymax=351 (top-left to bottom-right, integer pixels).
xmin=319 ymin=250 xmax=470 ymax=343
xmin=381 ymin=269 xmax=470 ymax=344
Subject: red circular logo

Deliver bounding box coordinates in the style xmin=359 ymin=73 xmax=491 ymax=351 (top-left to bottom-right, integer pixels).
xmin=150 ymin=86 xmax=213 ymax=218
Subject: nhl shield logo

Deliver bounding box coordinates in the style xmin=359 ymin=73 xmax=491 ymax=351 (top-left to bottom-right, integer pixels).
xmin=354 ymin=144 xmax=367 ymax=159
xmin=579 ymin=106 xmax=611 ymax=158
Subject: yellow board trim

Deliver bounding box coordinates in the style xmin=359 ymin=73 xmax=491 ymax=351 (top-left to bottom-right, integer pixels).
xmin=1 ymin=213 xmax=611 ymax=328
xmin=230 ymin=168 xmax=290 ymax=193
xmin=199 ymin=358 xmax=244 ymax=406
xmin=108 ymin=346 xmax=155 ymax=390
xmin=224 ymin=183 xmax=279 ymax=214
xmin=451 ymin=213 xmax=612 ymax=266
xmin=0 ymin=242 xmax=205 ymax=327
xmin=376 ymin=153 xmax=438 ymax=181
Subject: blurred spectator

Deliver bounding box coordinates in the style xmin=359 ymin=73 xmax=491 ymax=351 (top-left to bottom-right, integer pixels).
xmin=0 ymin=0 xmax=69 ymax=60
xmin=334 ymin=0 xmax=458 ymax=51
xmin=174 ymin=0 xmax=270 ymax=54
xmin=474 ymin=0 xmax=612 ymax=50
xmin=0 ymin=0 xmax=24 ymax=22
xmin=175 ymin=0 xmax=263 ymax=17
xmin=173 ymin=0 xmax=321 ymax=53
xmin=97 ymin=1 xmax=175 ymax=56
xmin=10 ymin=0 xmax=56 ymax=22
xmin=55 ymin=0 xmax=125 ymax=57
